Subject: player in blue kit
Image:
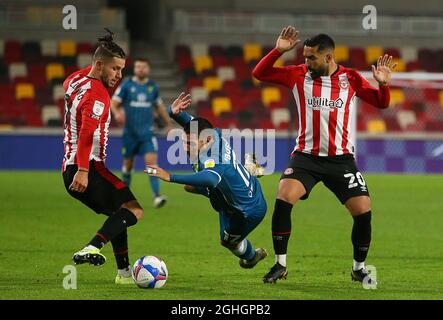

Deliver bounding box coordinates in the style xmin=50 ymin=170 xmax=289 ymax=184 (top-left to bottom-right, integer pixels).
xmin=146 ymin=93 xmax=268 ymax=268
xmin=111 ymin=58 xmax=172 ymax=208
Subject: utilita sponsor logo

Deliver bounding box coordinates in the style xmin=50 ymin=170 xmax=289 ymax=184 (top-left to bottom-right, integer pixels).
xmin=307 ymin=97 xmax=344 ymax=110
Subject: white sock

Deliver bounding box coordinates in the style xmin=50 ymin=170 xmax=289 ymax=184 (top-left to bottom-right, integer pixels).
xmin=275 ymin=254 xmax=287 ymax=267
xmin=118 ymin=267 xmax=131 ymax=277
xmin=353 ymin=260 xmax=365 ymax=271
xmin=231 ymin=239 xmax=247 ymax=256
xmin=85 ymin=245 xmax=99 ymax=251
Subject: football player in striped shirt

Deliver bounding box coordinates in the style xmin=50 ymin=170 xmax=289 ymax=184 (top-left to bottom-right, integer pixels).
xmin=62 ymin=29 xmax=144 ymax=284
xmin=253 ymin=26 xmax=397 ymax=284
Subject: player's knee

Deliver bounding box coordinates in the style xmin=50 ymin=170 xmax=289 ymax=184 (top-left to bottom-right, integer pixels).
xmin=132 ymin=207 xmax=144 ymax=220
xmin=277 ymin=180 xmax=305 ymax=204
xmin=346 ymin=196 xmax=371 ymax=215
xmin=122 ymin=201 xmax=144 ymax=220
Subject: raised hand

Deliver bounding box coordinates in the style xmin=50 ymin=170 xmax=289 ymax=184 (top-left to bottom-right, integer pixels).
xmin=171 ymin=92 xmax=192 ymax=115
xmin=372 ymin=54 xmax=397 ymax=86
xmin=144 ymin=165 xmax=171 ymax=182
xmin=276 ymin=26 xmax=301 ymax=53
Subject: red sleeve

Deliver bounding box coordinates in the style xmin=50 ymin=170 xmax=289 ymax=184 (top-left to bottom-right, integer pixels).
xmin=63 ymin=66 xmax=93 ymax=90
xmin=76 ymin=88 xmax=107 ymax=169
xmin=252 ymin=48 xmax=297 ymax=88
xmin=348 ymin=69 xmax=390 ymax=109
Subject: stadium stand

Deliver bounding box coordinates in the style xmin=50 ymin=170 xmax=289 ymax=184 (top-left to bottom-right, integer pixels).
xmin=175 ymin=42 xmax=443 ymax=131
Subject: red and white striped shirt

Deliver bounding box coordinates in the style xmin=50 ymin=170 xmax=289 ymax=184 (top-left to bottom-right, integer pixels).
xmin=253 ymin=48 xmax=390 ymax=156
xmin=62 ymin=66 xmax=111 ymax=171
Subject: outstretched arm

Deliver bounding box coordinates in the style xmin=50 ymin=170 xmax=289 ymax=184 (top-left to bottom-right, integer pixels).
xmin=350 ymin=55 xmax=397 ymax=109
xmin=252 ymin=26 xmax=301 ymax=87
xmin=168 ymin=92 xmax=193 ymax=127
xmin=145 ymin=165 xmax=220 ymax=188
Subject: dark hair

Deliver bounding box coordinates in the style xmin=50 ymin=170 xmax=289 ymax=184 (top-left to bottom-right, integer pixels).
xmin=93 ymin=28 xmax=126 ymax=62
xmin=304 ymin=34 xmax=335 ymax=52
xmin=134 ymin=57 xmax=151 ymax=66
xmin=183 ymin=117 xmax=214 ymax=135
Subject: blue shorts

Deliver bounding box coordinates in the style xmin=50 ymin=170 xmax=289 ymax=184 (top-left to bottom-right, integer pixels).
xmin=218 ymin=200 xmax=267 ymax=244
xmin=122 ymin=133 xmax=158 ymax=159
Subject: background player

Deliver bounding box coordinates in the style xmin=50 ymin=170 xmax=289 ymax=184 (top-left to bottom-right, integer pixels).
xmin=146 ymin=93 xmax=268 ymax=268
xmin=111 ymin=58 xmax=172 ymax=208
xmin=62 ymin=29 xmax=144 ymax=284
xmin=252 ymin=26 xmax=397 ymax=284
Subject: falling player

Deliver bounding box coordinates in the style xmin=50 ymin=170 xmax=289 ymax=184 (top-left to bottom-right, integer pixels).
xmin=145 ymin=93 xmax=268 ymax=269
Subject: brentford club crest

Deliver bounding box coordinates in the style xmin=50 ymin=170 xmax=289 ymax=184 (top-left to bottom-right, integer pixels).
xmin=339 ymin=78 xmax=349 ymax=89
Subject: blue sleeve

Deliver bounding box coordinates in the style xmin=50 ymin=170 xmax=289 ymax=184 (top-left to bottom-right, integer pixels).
xmin=170 ymin=170 xmax=221 ymax=188
xmin=168 ymin=105 xmax=194 ymax=127
xmin=113 ymin=80 xmax=128 ymax=102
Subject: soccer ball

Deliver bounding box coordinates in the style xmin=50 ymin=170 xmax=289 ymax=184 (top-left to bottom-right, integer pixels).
xmin=132 ymin=256 xmax=168 ymax=289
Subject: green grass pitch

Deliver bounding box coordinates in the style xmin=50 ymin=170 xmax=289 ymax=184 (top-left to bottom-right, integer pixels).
xmin=0 ymin=171 xmax=442 ymax=300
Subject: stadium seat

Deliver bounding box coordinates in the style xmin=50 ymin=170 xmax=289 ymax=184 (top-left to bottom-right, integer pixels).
xmin=349 ymin=47 xmax=367 ymax=70
xmin=9 ymin=63 xmax=27 ymax=80
xmin=397 ymin=110 xmax=417 ymax=130
xmin=77 ymin=54 xmax=92 ymax=69
xmin=384 ymin=48 xmax=400 ymax=58
xmin=4 ymin=40 xmax=21 ymax=64
xmin=392 ymin=58 xmax=406 ymax=72
xmin=42 ymin=105 xmax=61 ymax=126
xmin=243 ymin=43 xmax=262 ymax=62
xmin=226 ymin=45 xmax=243 ymax=58
xmin=46 ymin=63 xmax=65 ymax=82
xmin=41 ymin=39 xmax=58 ymax=56
xmin=59 ymin=40 xmax=76 ymax=57
xmin=334 ymin=45 xmax=349 ymax=62
xmin=400 ymin=46 xmax=418 ymax=63
xmin=217 ymin=66 xmax=235 ymax=82
xmin=271 ymin=108 xmax=290 ymax=128
xmin=100 ymin=8 xmax=118 ymax=26
xmin=15 ymin=83 xmax=35 ymax=100
xmin=209 ymin=45 xmax=225 ymax=57
xmin=52 ymin=84 xmax=65 ymax=101
xmin=77 ymin=42 xmax=94 ymax=54
xmin=203 ymin=77 xmax=222 ymax=93
xmin=191 ymin=44 xmax=208 ymax=58
xmin=212 ymin=97 xmax=232 ymax=116
xmin=190 ymin=87 xmax=208 ymax=104
xmin=365 ymin=46 xmax=384 ymax=65
xmin=22 ymin=41 xmax=41 ymax=63
xmin=389 ymin=89 xmax=405 ymax=107
xmin=262 ymin=87 xmax=281 ymax=107
xmin=194 ymin=56 xmax=213 ymax=73
xmin=367 ymin=119 xmax=386 ymax=133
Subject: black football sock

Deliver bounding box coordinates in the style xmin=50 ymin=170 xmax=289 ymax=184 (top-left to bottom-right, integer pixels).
xmin=352 ymin=211 xmax=372 ymax=263
xmin=89 ymin=208 xmax=138 ymax=249
xmin=272 ymin=199 xmax=293 ymax=255
xmin=112 ymin=229 xmax=130 ymax=270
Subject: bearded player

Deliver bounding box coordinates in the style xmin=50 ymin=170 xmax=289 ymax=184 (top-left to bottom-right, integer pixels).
xmin=62 ymin=29 xmax=143 ymax=284
xmin=252 ymin=26 xmax=397 ymax=284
